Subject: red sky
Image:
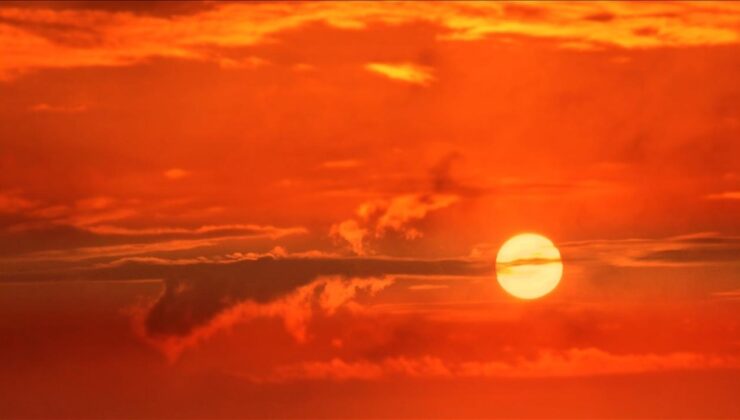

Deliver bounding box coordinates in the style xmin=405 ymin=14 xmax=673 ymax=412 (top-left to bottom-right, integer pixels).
xmin=1 ymin=1 xmax=740 ymax=418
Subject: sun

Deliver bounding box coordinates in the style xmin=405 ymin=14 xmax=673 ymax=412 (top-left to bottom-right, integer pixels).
xmin=495 ymin=233 xmax=563 ymax=300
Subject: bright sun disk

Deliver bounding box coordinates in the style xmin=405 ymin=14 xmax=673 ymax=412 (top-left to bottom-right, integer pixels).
xmin=495 ymin=233 xmax=563 ymax=300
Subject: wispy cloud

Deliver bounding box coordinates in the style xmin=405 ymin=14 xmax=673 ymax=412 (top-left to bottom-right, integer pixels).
xmin=331 ymin=193 xmax=458 ymax=255
xmin=365 ymin=62 xmax=435 ymax=86
xmin=163 ymin=168 xmax=189 ymax=180
xmin=217 ymin=55 xmax=269 ymax=70
xmin=467 ymin=232 xmax=740 ymax=269
xmin=712 ymin=289 xmax=740 ymax=300
xmin=85 ymin=223 xmax=296 ymax=237
xmin=28 ymin=103 xmax=88 ymax=113
xmin=0 ymin=191 xmax=308 ymax=265
xmin=321 ymin=159 xmax=362 ymax=170
xmin=7 ymin=225 xmax=307 ymax=263
xmin=560 ymin=232 xmax=740 ymax=268
xmin=3 ymin=2 xmax=740 ymax=79
xmin=705 ymin=191 xmax=740 ymax=201
xmin=100 ymin=246 xmax=337 ymax=268
xmin=259 ymin=348 xmax=740 ymax=383
xmin=0 ymin=191 xmax=36 ymax=213
xmin=408 ymin=284 xmax=449 ymax=291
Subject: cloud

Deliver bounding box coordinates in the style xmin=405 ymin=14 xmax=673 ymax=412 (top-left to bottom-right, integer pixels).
xmin=163 ymin=168 xmax=189 ymax=180
xmin=0 ymin=254 xmax=486 ymax=358
xmin=3 ymin=2 xmax=740 ymax=78
xmin=261 ymin=348 xmax=740 ymax=383
xmin=408 ymin=284 xmax=449 ymax=291
xmin=435 ymin=2 xmax=740 ymax=48
xmin=4 ymin=224 xmax=307 ymax=262
xmin=0 ymin=191 xmax=307 ymax=264
xmin=85 ymin=223 xmax=299 ymax=237
xmin=217 ymin=55 xmax=269 ymax=70
xmin=127 ymin=255 xmax=484 ymax=336
xmin=137 ymin=275 xmax=395 ymax=361
xmin=464 ymin=232 xmax=740 ymax=269
xmin=3 ymin=1 xmax=219 ymax=18
xmin=321 ymin=159 xmax=362 ymax=170
xmin=323 ymin=155 xmax=471 ymax=255
xmin=100 ymin=246 xmax=336 ymax=268
xmin=330 ymin=219 xmax=368 ymax=255
xmin=560 ymin=232 xmax=740 ymax=268
xmin=467 ymin=232 xmax=740 ymax=278
xmin=712 ymin=289 xmax=740 ymax=300
xmin=705 ymin=191 xmax=740 ymax=201
xmin=28 ymin=102 xmax=88 ymax=113
xmin=365 ymin=62 xmax=435 ymax=86
xmin=3 ymin=193 xmax=138 ymax=232
xmin=75 ymin=196 xmax=114 ymax=210
xmin=331 ymin=193 xmax=459 ymax=255
xmin=373 ymin=194 xmax=458 ymax=237
xmin=0 ymin=191 xmax=36 ymax=213
xmin=292 ymin=63 xmax=316 ymax=72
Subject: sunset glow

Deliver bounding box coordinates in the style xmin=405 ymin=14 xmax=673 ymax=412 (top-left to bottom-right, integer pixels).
xmin=2 ymin=1 xmax=740 ymax=418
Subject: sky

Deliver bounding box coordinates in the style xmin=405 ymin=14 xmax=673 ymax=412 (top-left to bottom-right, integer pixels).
xmin=1 ymin=1 xmax=740 ymax=418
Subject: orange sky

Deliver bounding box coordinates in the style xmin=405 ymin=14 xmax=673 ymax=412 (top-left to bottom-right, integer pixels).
xmin=1 ymin=1 xmax=740 ymax=418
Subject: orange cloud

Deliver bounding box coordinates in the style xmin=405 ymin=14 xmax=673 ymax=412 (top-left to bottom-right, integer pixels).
xmin=468 ymin=233 xmax=740 ymax=269
xmin=217 ymin=55 xmax=269 ymax=70
xmin=139 ymin=275 xmax=394 ymax=361
xmin=365 ymin=62 xmax=435 ymax=86
xmin=705 ymin=191 xmax=740 ymax=200
xmin=10 ymin=225 xmax=306 ymax=263
xmin=75 ymin=196 xmax=115 ymax=210
xmin=560 ymin=232 xmax=740 ymax=268
xmin=99 ymin=246 xmax=336 ymax=268
xmin=265 ymin=348 xmax=740 ymax=383
xmin=373 ymin=194 xmax=458 ymax=237
xmin=28 ymin=103 xmax=88 ymax=113
xmin=407 ymin=284 xmax=449 ymax=291
xmin=321 ymin=159 xmax=362 ymax=169
xmin=332 ymin=193 xmax=458 ymax=254
xmin=4 ymin=193 xmax=138 ymax=232
xmin=3 ymin=2 xmax=740 ymax=78
xmin=163 ymin=168 xmax=189 ymax=180
xmin=712 ymin=289 xmax=740 ymax=300
xmin=0 ymin=191 xmax=36 ymax=213
xmin=85 ymin=223 xmax=298 ymax=237
xmin=330 ymin=219 xmax=368 ymax=255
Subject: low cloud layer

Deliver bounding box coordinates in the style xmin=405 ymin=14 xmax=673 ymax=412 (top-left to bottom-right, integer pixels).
xmin=0 ymin=191 xmax=306 ymax=265
xmin=138 ymin=275 xmax=395 ymax=361
xmin=135 ymin=256 xmax=485 ymax=334
xmin=264 ymin=348 xmax=740 ymax=382
xmin=561 ymin=232 xmax=740 ymax=268
xmin=2 ymin=254 xmax=487 ymax=358
xmin=264 ymin=348 xmax=740 ymax=383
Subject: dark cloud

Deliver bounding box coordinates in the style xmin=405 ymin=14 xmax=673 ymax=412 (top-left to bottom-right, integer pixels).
xmin=145 ymin=257 xmax=488 ymax=337
xmin=637 ymin=247 xmax=740 ymax=264
xmin=0 ymin=1 xmax=218 ymax=18
xmin=583 ymin=12 xmax=616 ymax=22
xmin=0 ymin=256 xmax=490 ymax=337
xmin=0 ymin=15 xmax=102 ymax=47
xmin=503 ymin=3 xmax=550 ymax=21
xmin=0 ymin=223 xmax=303 ymax=258
xmin=430 ymin=152 xmax=465 ymax=193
